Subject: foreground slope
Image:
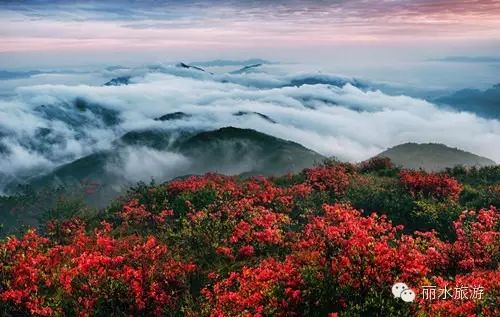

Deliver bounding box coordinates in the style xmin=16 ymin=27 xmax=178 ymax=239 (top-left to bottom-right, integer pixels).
xmin=0 ymin=160 xmax=498 ymax=316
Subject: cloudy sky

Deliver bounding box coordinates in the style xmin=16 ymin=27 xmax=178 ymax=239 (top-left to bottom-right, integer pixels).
xmin=1 ymin=0 xmax=500 ymax=70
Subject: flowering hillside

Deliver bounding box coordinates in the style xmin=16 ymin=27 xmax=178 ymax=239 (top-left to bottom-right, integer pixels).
xmin=1 ymin=160 xmax=499 ymax=316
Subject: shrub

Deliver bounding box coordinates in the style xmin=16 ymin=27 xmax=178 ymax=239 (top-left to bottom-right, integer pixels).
xmin=0 ymin=225 xmax=196 ymax=316
xmin=359 ymin=156 xmax=394 ymax=173
xmin=305 ymin=165 xmax=351 ymax=195
xmin=400 ymin=170 xmax=463 ymax=201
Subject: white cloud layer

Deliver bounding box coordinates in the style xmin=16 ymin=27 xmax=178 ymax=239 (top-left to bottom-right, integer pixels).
xmin=0 ymin=65 xmax=499 ymax=192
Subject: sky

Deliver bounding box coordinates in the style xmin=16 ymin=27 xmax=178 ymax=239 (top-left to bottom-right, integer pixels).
xmin=1 ymin=0 xmax=500 ymax=70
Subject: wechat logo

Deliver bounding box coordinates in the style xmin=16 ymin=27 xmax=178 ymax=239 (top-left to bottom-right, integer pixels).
xmin=392 ymin=282 xmax=416 ymax=302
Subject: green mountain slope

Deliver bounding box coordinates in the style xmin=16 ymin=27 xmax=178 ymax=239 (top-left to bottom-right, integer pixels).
xmin=376 ymin=143 xmax=496 ymax=171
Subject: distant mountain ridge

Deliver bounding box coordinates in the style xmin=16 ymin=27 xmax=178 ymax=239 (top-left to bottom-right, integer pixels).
xmin=230 ymin=64 xmax=263 ymax=74
xmin=190 ymin=58 xmax=271 ymax=67
xmin=176 ymin=62 xmax=210 ymax=73
xmin=434 ymin=83 xmax=500 ymax=119
xmin=376 ymin=143 xmax=496 ymax=171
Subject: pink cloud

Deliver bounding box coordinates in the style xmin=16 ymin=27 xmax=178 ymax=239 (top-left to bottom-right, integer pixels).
xmin=1 ymin=1 xmax=500 ymax=53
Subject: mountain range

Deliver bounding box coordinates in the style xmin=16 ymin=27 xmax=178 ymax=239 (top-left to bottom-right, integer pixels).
xmin=1 ymin=61 xmax=498 ymax=206
xmin=6 ymin=126 xmax=496 ymax=206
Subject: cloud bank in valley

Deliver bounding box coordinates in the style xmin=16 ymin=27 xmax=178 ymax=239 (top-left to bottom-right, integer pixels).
xmin=0 ymin=64 xmax=499 ymax=192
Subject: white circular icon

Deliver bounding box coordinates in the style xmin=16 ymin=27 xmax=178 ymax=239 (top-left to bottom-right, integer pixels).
xmin=392 ymin=282 xmax=409 ymax=298
xmin=400 ymin=289 xmax=416 ymax=302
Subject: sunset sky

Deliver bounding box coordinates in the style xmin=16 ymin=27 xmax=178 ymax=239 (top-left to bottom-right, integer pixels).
xmin=1 ymin=0 xmax=500 ymax=69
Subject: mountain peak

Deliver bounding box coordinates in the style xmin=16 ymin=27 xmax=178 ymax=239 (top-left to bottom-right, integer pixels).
xmin=376 ymin=142 xmax=496 ymax=171
xmin=176 ymin=62 xmax=208 ymax=73
xmin=103 ymin=76 xmax=131 ymax=86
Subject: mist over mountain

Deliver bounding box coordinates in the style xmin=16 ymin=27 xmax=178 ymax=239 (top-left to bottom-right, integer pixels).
xmin=104 ymin=76 xmax=131 ymax=86
xmin=1 ymin=62 xmax=500 ymax=196
xmin=434 ymin=83 xmax=500 ymax=119
xmin=433 ymin=56 xmax=500 ymax=63
xmin=0 ymin=70 xmax=43 ymax=80
xmin=14 ymin=127 xmax=322 ymax=206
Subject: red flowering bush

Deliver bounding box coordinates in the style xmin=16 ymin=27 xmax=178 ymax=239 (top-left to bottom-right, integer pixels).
xmin=0 ymin=165 xmax=498 ymax=316
xmin=293 ymin=204 xmax=432 ymax=286
xmin=400 ymin=170 xmax=463 ymax=201
xmin=167 ymin=173 xmax=241 ymax=198
xmin=450 ymin=208 xmax=499 ymax=271
xmin=119 ymin=198 xmax=174 ymax=230
xmin=202 ymin=205 xmax=499 ymax=316
xmin=203 ymin=257 xmax=304 ymax=316
xmin=0 ymin=224 xmax=195 ymax=316
xmin=359 ymin=156 xmax=394 ymax=172
xmin=305 ymin=165 xmax=351 ymax=195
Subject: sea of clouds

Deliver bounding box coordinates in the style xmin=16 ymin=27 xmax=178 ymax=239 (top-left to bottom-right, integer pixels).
xmin=1 ymin=63 xmax=499 ymax=193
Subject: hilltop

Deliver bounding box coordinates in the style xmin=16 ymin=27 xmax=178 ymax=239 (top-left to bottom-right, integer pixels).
xmin=376 ymin=142 xmax=495 ymax=171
